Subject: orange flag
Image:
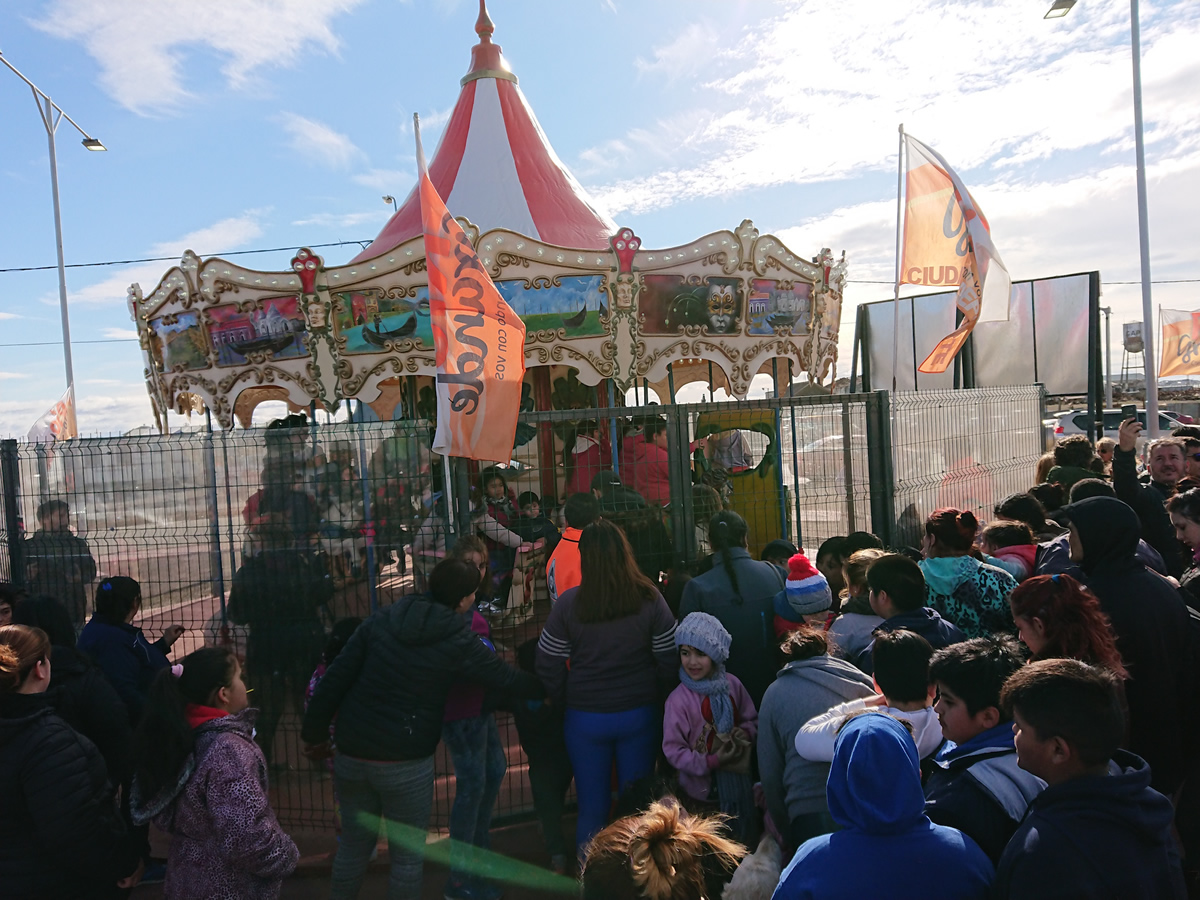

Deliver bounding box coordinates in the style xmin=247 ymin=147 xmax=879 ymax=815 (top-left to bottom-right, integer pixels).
xmin=900 ymin=135 xmax=1010 ymax=374
xmin=416 ymin=116 xmax=526 ymax=463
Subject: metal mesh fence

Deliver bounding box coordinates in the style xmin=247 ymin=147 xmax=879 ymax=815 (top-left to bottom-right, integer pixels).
xmin=0 ymin=384 xmax=1044 ymax=834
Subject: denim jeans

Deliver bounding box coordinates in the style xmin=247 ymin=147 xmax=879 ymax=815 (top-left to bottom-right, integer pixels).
xmin=442 ymin=714 xmax=507 ymax=885
xmin=330 ymin=753 xmax=435 ymax=900
xmin=564 ymin=704 xmax=659 ymax=854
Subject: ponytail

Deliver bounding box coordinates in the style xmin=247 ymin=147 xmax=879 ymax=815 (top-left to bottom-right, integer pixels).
xmin=131 ymin=646 xmax=238 ymax=801
xmin=0 ymin=625 xmax=50 ymax=694
xmin=710 ymin=511 xmax=749 ymax=605
xmin=925 ymin=507 xmax=977 ymax=553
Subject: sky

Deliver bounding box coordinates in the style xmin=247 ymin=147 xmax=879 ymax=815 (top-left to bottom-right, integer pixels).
xmin=1 ymin=0 xmax=1198 ymax=436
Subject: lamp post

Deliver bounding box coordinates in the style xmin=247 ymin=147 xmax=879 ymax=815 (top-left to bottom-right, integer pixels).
xmin=382 ymin=195 xmax=398 ymax=212
xmin=1101 ymin=306 xmax=1113 ymax=408
xmin=0 ymin=51 xmax=105 ymax=438
xmin=1046 ymin=0 xmax=1157 ymax=435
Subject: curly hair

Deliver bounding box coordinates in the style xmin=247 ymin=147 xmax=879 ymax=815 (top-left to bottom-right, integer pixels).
xmin=582 ymin=800 xmax=746 ymax=900
xmin=1008 ymin=574 xmax=1126 ymax=678
xmin=1053 ymin=435 xmax=1095 ymax=469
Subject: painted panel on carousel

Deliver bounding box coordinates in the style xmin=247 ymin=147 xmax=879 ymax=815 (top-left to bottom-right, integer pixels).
xmin=496 ymin=274 xmax=607 ymax=339
xmin=335 ymin=288 xmax=431 ymax=353
xmin=150 ymin=311 xmax=208 ymax=372
xmin=638 ymin=275 xmax=743 ymax=335
xmin=747 ymin=280 xmax=812 ymax=336
xmin=207 ymin=297 xmax=310 ymax=367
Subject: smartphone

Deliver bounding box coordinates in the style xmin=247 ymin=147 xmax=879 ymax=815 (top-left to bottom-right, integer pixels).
xmin=1121 ymin=404 xmax=1138 ymax=423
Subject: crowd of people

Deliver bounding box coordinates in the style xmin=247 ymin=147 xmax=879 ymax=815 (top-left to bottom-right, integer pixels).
xmin=6 ymin=411 xmax=1200 ymax=900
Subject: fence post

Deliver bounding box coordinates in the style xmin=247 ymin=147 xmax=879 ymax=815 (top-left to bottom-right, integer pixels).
xmin=1 ymin=440 xmax=23 ymax=587
xmin=204 ymin=411 xmax=226 ymax=611
xmin=840 ymin=399 xmax=857 ymax=533
xmin=665 ymin=404 xmax=693 ymax=569
xmin=354 ymin=402 xmax=379 ymax=614
xmin=865 ymin=391 xmax=896 ymax=547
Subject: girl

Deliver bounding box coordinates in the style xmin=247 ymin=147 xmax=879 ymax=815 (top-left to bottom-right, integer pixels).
xmin=826 ymin=548 xmax=886 ymax=662
xmin=1168 ymin=488 xmax=1200 ymax=606
xmin=1008 ymin=574 xmax=1127 ymax=677
xmin=919 ymin=509 xmax=1017 ymax=638
xmin=474 ymin=467 xmax=532 ymax=612
xmin=0 ymin=624 xmax=143 ymax=899
xmin=662 ymin=612 xmax=759 ymax=846
xmin=131 ymin=646 xmax=299 ymax=899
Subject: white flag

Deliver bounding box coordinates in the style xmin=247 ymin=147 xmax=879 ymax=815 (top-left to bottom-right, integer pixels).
xmin=28 ymin=387 xmax=77 ymax=443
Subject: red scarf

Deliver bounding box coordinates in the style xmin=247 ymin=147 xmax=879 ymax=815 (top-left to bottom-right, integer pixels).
xmin=185 ymin=703 xmax=229 ymax=729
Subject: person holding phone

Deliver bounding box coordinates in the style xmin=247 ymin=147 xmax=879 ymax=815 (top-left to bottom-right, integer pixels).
xmin=1113 ymin=414 xmax=1185 ymax=577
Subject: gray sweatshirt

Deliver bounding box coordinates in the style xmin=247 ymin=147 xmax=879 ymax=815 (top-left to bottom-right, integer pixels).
xmin=756 ymin=655 xmax=876 ymax=830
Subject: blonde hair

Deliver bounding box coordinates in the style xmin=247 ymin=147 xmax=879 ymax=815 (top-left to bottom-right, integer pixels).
xmin=0 ymin=625 xmax=51 ymax=694
xmin=582 ymin=800 xmax=746 ymax=900
xmin=841 ymin=548 xmax=887 ymax=600
xmin=1035 ymin=452 xmax=1056 ymax=485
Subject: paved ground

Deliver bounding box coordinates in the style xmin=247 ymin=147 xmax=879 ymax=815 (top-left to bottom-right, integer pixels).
xmin=131 ymin=816 xmax=580 ymax=899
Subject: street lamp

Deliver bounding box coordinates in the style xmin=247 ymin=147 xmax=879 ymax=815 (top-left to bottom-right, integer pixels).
xmin=1046 ymin=1 xmax=1157 ymax=434
xmin=0 ymin=50 xmax=105 ymax=437
xmin=382 ymin=195 xmax=398 ymax=212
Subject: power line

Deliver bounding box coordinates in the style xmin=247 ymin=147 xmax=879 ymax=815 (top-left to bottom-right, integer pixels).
xmin=0 ymin=239 xmax=372 ymax=274
xmin=0 ymin=338 xmax=137 ymax=347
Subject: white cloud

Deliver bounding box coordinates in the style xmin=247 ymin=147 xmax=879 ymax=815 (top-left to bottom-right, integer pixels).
xmin=102 ymin=328 xmax=139 ymax=340
xmin=634 ymin=22 xmax=721 ymax=80
xmin=32 ymin=0 xmax=367 ymax=114
xmin=73 ymin=212 xmax=264 ymax=305
xmin=291 ymin=211 xmax=388 ymax=228
xmin=0 ymin=312 xmax=20 ymax=320
xmin=352 ymin=168 xmax=414 ymax=192
xmin=0 ymin=372 xmax=29 ymax=380
xmin=590 ymin=0 xmax=1200 ymax=216
xmin=278 ymin=113 xmax=363 ymax=169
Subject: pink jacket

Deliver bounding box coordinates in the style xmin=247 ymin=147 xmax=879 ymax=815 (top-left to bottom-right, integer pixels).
xmin=662 ymin=673 xmax=758 ymax=802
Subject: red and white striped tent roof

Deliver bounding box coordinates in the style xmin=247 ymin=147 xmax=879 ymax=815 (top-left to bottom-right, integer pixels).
xmin=352 ymin=4 xmax=618 ymax=262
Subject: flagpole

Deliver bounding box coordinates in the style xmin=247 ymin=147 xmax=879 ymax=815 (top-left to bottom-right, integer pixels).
xmin=891 ymin=123 xmax=905 ymax=394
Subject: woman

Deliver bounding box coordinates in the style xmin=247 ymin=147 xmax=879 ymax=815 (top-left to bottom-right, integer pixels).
xmin=756 ymin=626 xmax=876 ymax=853
xmin=0 ymin=624 xmax=143 ymax=899
xmin=826 ymin=548 xmax=886 ymax=661
xmin=536 ymin=520 xmax=679 ymax=855
xmin=691 ymin=484 xmax=723 ymax=559
xmin=919 ymin=509 xmax=1017 ymax=639
xmin=1168 ymin=488 xmax=1200 ymax=607
xmin=679 ymin=511 xmax=787 ymax=708
xmin=77 ymin=575 xmax=185 ymax=725
xmin=1007 ymin=574 xmax=1127 ymax=677
xmin=474 ymin=467 xmax=533 ymax=611
xmin=302 ymin=557 xmax=541 ymax=899
xmin=131 ymin=646 xmax=298 ymax=899
xmin=581 ymin=800 xmax=745 ymax=900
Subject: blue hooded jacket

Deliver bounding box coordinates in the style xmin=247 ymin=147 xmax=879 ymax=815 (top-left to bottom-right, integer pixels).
xmin=773 ymin=714 xmax=992 ymax=900
xmin=993 ymin=750 xmax=1185 ymax=899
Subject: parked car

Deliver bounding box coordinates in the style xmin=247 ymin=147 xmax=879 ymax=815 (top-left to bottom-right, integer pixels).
xmin=1048 ymin=408 xmax=1183 ymax=439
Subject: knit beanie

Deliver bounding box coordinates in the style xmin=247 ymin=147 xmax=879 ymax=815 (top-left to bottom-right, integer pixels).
xmin=784 ymin=552 xmax=832 ymax=616
xmin=675 ymin=612 xmax=732 ymax=665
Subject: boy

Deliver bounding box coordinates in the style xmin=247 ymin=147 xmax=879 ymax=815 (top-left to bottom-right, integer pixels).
xmin=924 ymin=636 xmax=1043 ymax=863
xmin=994 ymin=659 xmax=1185 ymax=899
xmin=856 ymin=554 xmax=965 ymax=674
xmin=774 ymin=714 xmax=992 ymax=900
xmin=513 ymin=491 xmax=560 ymax=551
xmin=545 ymin=493 xmax=598 ymax=602
xmin=796 ymin=628 xmax=944 ymax=763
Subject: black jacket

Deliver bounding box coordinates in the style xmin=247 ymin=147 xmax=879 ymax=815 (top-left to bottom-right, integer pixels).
xmin=301 ymin=594 xmax=542 ymax=760
xmin=856 ymin=607 xmax=967 ymax=676
xmin=76 ymin=614 xmax=171 ymax=725
xmin=1112 ymin=447 xmax=1184 ymax=577
xmin=1061 ymin=496 xmax=1192 ymax=794
xmin=46 ymin=644 xmax=133 ymax=785
xmin=0 ymin=695 xmax=141 ymax=900
xmin=992 ymin=750 xmax=1185 ymax=900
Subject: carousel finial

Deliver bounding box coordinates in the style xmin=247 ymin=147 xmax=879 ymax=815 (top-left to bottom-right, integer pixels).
xmin=475 ymin=0 xmax=494 ymax=42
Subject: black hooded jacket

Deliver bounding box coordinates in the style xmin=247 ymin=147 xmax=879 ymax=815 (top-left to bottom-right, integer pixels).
xmin=302 ymin=594 xmax=542 ymax=760
xmin=992 ymin=750 xmax=1185 ymax=899
xmin=1061 ymin=496 xmax=1192 ymax=794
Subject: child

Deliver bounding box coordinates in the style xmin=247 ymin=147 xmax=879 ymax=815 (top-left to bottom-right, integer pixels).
xmin=980 ymin=521 xmax=1037 ymax=583
xmin=924 ymin=636 xmax=1044 ymax=864
xmin=130 ymin=646 xmax=298 ymax=899
xmin=662 ymin=612 xmax=760 ymax=846
xmin=994 ymin=658 xmax=1185 ymax=899
xmin=856 ymin=554 xmax=967 ymax=674
xmin=775 ymin=714 xmax=993 ymax=900
xmin=796 ymin=628 xmax=944 ymax=764
xmin=772 ymin=552 xmax=834 ymax=639
xmin=826 ymin=548 xmax=886 ymax=661
xmin=510 ymin=638 xmax=574 ymax=874
xmin=760 ymin=538 xmax=798 ymax=571
xmin=473 ymin=467 xmax=530 ymax=609
xmin=514 ymin=490 xmax=561 ymax=553
xmin=546 ymin=493 xmax=599 ymax=603
xmin=304 ymin=618 xmax=362 ymax=833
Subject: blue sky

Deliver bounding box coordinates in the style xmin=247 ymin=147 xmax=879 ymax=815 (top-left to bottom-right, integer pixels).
xmin=1 ymin=0 xmax=1198 ymax=435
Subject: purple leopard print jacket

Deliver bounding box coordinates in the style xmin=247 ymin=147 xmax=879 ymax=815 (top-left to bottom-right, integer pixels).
xmin=131 ymin=708 xmax=299 ymax=899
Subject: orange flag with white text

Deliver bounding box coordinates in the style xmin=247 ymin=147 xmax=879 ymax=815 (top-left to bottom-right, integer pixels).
xmin=900 ymin=135 xmax=1011 ymax=374
xmin=1160 ymin=309 xmax=1200 ymax=378
xmin=417 ymin=120 xmax=526 ymax=463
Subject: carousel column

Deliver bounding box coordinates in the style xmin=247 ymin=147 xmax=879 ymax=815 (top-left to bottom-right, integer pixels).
xmin=532 ymin=368 xmax=557 ymax=503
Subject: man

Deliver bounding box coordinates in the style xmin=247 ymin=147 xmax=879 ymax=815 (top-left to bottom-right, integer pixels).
xmin=24 ymin=498 xmax=97 ymax=631
xmin=589 ymin=471 xmax=645 ymax=513
xmin=1178 ymin=437 xmax=1200 ymax=492
xmin=1113 ymin=417 xmax=1184 ymax=576
xmin=1059 ymin=495 xmax=1191 ymax=797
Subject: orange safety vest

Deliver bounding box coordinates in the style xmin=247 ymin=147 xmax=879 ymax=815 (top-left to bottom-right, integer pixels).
xmin=546 ymin=527 xmax=583 ymax=602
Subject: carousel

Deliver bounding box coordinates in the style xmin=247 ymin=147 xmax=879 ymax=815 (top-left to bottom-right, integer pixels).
xmin=130 ymin=2 xmax=844 ymax=438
